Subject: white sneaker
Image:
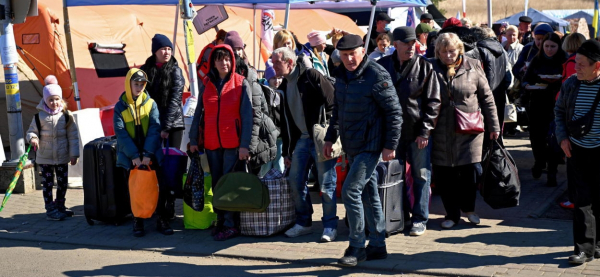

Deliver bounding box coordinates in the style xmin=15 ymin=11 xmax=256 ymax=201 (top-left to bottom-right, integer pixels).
xmin=321 ymin=228 xmax=337 ymax=242
xmin=441 ymin=220 xmax=456 ymax=229
xmin=409 ymin=222 xmax=426 ymax=236
xmin=466 ymin=212 xmax=480 ymax=225
xmin=285 ymin=224 xmax=313 ymax=238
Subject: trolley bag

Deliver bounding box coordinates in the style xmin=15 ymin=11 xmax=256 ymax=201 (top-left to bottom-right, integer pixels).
xmin=375 ymin=159 xmax=405 ymax=237
xmin=240 ymin=169 xmax=295 ymax=236
xmin=183 ymin=173 xmax=217 ymax=229
xmin=213 ymin=161 xmax=270 ymax=212
xmin=128 ymin=165 xmax=159 ymax=218
xmin=83 ymin=136 xmax=131 ymax=225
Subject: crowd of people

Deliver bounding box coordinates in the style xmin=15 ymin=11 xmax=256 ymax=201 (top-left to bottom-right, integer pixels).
xmin=26 ymin=10 xmax=600 ymax=268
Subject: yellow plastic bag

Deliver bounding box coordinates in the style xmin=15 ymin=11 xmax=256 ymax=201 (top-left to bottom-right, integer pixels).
xmin=129 ymin=165 xmax=159 ymax=218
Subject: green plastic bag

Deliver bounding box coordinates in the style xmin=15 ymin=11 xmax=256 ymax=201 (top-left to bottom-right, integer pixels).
xmin=183 ymin=173 xmax=217 ymax=229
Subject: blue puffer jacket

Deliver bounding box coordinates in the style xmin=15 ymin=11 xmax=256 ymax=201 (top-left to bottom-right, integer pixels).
xmin=325 ymin=57 xmax=403 ymax=156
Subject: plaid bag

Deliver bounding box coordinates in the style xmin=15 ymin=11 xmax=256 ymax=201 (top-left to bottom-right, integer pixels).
xmin=240 ymin=168 xmax=296 ymax=236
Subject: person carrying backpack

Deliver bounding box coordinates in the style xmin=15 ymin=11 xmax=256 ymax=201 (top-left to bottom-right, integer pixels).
xmin=26 ymin=75 xmax=80 ymax=221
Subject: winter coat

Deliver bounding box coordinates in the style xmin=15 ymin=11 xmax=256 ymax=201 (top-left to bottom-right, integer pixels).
xmin=477 ymin=38 xmax=509 ymax=93
xmin=430 ymin=56 xmax=500 ymax=167
xmin=325 ymin=57 xmax=403 ymax=156
xmin=281 ymin=65 xmax=335 ymax=157
xmin=246 ymin=66 xmax=279 ymax=165
xmin=141 ymin=59 xmax=185 ymax=133
xmin=189 ymin=45 xmax=253 ymax=152
xmin=555 ymin=75 xmax=583 ymax=144
xmin=512 ymin=42 xmax=539 ymax=79
xmin=562 ymin=54 xmax=577 ymax=85
xmin=113 ymin=69 xmax=163 ymax=170
xmin=377 ymin=53 xmax=441 ymax=141
xmin=26 ymin=101 xmax=79 ymax=165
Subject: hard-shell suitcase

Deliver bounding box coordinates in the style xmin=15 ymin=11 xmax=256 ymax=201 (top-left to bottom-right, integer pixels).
xmin=375 ymin=159 xmax=404 ymax=237
xmin=83 ymin=136 xmax=131 ymax=225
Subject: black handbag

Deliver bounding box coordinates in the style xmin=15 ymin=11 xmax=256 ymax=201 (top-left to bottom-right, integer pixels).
xmin=568 ymin=87 xmax=600 ymax=139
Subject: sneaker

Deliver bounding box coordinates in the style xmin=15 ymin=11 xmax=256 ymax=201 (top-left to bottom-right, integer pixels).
xmin=157 ymin=218 xmax=174 ymax=236
xmin=441 ymin=220 xmax=456 ymax=229
xmin=214 ymin=227 xmax=240 ymax=241
xmin=55 ymin=199 xmax=74 ymax=217
xmin=560 ymin=201 xmax=575 ymax=209
xmin=284 ymin=224 xmax=312 ymax=238
xmin=46 ymin=209 xmax=66 ymax=221
xmin=466 ymin=212 xmax=480 ymax=225
xmin=409 ymin=222 xmax=426 ymax=236
xmin=321 ymin=228 xmax=337 ymax=242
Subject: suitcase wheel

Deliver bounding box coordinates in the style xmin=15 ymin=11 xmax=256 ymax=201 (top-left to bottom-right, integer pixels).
xmin=86 ymin=217 xmax=94 ymax=226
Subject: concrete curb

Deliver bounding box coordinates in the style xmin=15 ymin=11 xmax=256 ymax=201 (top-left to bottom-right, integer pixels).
xmin=528 ymin=179 xmax=567 ymax=219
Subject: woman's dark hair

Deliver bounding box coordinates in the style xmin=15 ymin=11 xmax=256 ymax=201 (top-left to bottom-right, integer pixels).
xmin=234 ymin=53 xmax=248 ymax=77
xmin=142 ymin=53 xmax=176 ymax=108
xmin=537 ymin=32 xmax=565 ymax=59
xmin=210 ymin=48 xmax=232 ymax=68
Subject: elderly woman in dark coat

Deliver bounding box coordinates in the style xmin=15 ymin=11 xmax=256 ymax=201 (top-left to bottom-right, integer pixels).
xmin=430 ymin=33 xmax=501 ymax=229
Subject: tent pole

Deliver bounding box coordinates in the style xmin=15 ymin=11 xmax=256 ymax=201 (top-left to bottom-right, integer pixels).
xmin=364 ymin=3 xmax=377 ymax=53
xmin=487 ymin=0 xmax=492 ymax=28
xmin=62 ymin=0 xmax=81 ymax=110
xmin=524 ymin=0 xmax=529 ymax=16
xmin=173 ymin=3 xmax=179 ymax=48
xmin=253 ymin=4 xmax=257 ymax=69
xmin=284 ymin=3 xmax=290 ymax=29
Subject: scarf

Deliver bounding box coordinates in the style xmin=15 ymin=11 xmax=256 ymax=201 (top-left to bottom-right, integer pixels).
xmin=447 ymin=55 xmax=463 ymax=80
xmin=44 ymin=101 xmax=64 ymax=115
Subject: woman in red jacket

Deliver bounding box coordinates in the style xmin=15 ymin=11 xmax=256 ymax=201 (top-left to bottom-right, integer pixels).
xmin=189 ymin=45 xmax=253 ymax=241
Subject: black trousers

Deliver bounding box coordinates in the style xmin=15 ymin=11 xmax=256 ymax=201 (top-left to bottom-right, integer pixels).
xmin=527 ymin=96 xmax=558 ymax=173
xmin=571 ymin=143 xmax=600 ymax=256
xmin=433 ymin=163 xmax=479 ymax=223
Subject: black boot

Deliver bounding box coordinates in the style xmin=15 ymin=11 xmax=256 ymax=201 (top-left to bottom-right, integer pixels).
xmin=157 ymin=217 xmax=174 ymax=235
xmin=133 ymin=217 xmax=145 ymax=237
xmin=338 ymin=246 xmax=366 ymax=267
xmin=547 ymin=172 xmax=557 ymax=187
xmin=165 ymin=198 xmax=175 ymax=221
xmin=55 ymin=199 xmax=74 ymax=217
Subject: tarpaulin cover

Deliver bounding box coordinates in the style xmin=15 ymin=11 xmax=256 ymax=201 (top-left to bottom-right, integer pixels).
xmin=14 ymin=0 xmax=363 ymax=109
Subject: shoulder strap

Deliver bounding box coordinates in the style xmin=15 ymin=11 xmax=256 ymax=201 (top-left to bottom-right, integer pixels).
xmin=34 ymin=113 xmax=41 ymax=134
xmin=64 ymin=110 xmax=71 ymax=127
xmin=394 ymin=56 xmax=418 ymax=87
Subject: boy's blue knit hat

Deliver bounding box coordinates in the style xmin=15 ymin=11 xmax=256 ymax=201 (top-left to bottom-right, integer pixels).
xmin=264 ymin=63 xmax=276 ymax=81
xmin=151 ymin=34 xmax=173 ymax=54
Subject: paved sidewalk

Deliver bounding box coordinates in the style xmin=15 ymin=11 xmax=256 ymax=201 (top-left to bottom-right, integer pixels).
xmin=0 ymin=136 xmax=589 ymax=277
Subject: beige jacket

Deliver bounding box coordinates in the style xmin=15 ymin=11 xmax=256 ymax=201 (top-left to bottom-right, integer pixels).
xmin=26 ymin=100 xmax=79 ymax=165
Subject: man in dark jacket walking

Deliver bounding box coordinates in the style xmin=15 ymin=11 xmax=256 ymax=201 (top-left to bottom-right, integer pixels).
xmin=377 ymin=27 xmax=441 ymax=237
xmin=324 ymin=34 xmax=402 ymax=267
xmin=363 ymin=12 xmax=394 ymax=55
xmin=271 ymin=46 xmax=339 ymax=242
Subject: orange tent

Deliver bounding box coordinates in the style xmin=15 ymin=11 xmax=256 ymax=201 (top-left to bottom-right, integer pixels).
xmin=13 ymin=1 xmax=363 ymax=110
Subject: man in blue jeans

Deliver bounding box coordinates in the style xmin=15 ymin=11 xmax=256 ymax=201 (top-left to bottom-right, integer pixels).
xmin=324 ymin=34 xmax=402 ymax=267
xmin=377 ymin=27 xmax=441 ymax=236
xmin=272 ymin=46 xmax=339 ymax=242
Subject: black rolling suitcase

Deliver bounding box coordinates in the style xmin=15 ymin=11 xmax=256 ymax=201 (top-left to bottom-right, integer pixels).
xmin=375 ymin=159 xmax=404 ymax=237
xmin=83 ymin=136 xmax=131 ymax=225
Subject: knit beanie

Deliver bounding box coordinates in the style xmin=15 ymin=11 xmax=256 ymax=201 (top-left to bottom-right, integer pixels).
xmin=224 ymin=31 xmax=245 ymax=49
xmin=533 ymin=24 xmax=553 ymax=36
xmin=44 ymin=75 xmax=58 ymax=85
xmin=43 ymin=84 xmax=62 ymax=103
xmin=151 ymin=34 xmax=174 ymax=54
xmin=307 ymin=31 xmax=326 ymax=47
xmin=264 ymin=64 xmax=276 ymax=81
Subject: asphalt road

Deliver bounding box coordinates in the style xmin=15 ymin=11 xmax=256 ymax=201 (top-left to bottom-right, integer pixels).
xmin=0 ymin=238 xmax=420 ymax=277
